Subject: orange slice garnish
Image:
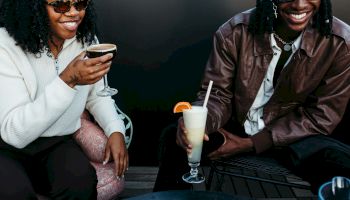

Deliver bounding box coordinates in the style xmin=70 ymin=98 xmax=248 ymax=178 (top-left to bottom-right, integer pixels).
xmin=173 ymin=102 xmax=192 ymax=113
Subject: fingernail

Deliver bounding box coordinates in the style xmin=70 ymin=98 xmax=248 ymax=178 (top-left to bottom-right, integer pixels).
xmin=103 ymin=160 xmax=107 ymax=165
xmin=107 ymin=53 xmax=113 ymax=58
xmin=116 ymin=176 xmax=120 ymax=181
xmin=121 ymin=174 xmax=125 ymax=179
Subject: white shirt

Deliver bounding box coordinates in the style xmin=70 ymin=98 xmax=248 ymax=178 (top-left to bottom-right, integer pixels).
xmin=244 ymin=33 xmax=302 ymax=135
xmin=0 ymin=28 xmax=125 ymax=148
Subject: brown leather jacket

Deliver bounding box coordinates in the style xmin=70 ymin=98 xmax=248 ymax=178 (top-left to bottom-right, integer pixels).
xmin=194 ymin=9 xmax=350 ymax=153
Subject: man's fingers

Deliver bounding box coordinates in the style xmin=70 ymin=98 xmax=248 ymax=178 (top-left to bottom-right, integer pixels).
xmin=204 ymin=134 xmax=209 ymax=141
xmin=208 ymin=150 xmax=220 ymax=160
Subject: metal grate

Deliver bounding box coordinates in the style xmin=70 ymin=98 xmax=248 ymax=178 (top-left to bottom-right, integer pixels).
xmin=206 ymin=155 xmax=311 ymax=191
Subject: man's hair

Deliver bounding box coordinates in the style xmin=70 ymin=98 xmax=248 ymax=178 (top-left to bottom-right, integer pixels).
xmin=249 ymin=0 xmax=333 ymax=36
xmin=0 ymin=0 xmax=98 ymax=55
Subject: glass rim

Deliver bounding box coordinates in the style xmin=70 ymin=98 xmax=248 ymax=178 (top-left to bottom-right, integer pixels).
xmin=86 ymin=43 xmax=117 ymax=52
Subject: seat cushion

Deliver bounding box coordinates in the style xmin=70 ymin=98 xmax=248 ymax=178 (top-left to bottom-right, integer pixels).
xmin=91 ymin=162 xmax=125 ymax=200
xmin=74 ymin=118 xmax=107 ymax=163
xmin=73 ymin=114 xmax=125 ymax=199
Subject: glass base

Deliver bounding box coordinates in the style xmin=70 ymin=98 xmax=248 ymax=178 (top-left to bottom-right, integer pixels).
xmin=97 ymin=87 xmax=118 ymax=97
xmin=182 ymin=172 xmax=205 ymax=184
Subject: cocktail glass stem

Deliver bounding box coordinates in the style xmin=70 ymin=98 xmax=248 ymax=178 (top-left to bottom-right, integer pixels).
xmin=97 ymin=74 xmax=118 ymax=97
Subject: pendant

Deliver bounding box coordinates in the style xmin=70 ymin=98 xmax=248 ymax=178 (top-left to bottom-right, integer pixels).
xmin=283 ymin=44 xmax=292 ymax=51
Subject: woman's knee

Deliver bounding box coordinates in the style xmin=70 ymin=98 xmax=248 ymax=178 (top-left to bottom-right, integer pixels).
xmin=0 ymin=154 xmax=37 ymax=199
xmin=49 ymin=164 xmax=97 ymax=200
xmin=45 ymin=140 xmax=98 ymax=199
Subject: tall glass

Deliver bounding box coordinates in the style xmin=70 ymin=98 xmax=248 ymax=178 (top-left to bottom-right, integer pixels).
xmin=182 ymin=106 xmax=208 ymax=183
xmin=86 ymin=43 xmax=118 ymax=96
xmin=318 ymin=176 xmax=350 ymax=200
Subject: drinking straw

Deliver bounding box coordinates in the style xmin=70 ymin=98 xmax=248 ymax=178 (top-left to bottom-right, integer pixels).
xmin=203 ymin=80 xmax=213 ymax=108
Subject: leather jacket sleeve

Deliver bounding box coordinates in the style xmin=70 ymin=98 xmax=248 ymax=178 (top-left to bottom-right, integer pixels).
xmin=193 ymin=28 xmax=238 ymax=134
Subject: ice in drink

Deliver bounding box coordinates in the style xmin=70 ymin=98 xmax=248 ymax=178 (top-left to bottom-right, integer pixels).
xmin=183 ymin=106 xmax=207 ymax=163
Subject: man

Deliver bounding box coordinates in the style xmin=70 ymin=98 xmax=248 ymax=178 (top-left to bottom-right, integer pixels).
xmin=154 ymin=0 xmax=350 ymax=193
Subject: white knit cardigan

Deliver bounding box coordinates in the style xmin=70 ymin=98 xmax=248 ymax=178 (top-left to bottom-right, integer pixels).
xmin=0 ymin=28 xmax=125 ymax=149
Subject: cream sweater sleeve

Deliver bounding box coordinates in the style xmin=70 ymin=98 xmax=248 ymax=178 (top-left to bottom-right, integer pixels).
xmin=0 ymin=43 xmax=76 ymax=149
xmin=85 ymin=80 xmax=126 ymax=138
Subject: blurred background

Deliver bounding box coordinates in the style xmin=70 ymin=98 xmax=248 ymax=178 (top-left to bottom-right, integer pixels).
xmin=0 ymin=0 xmax=349 ymax=166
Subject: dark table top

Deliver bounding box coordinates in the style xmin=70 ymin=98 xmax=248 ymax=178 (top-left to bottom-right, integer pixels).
xmin=125 ymin=190 xmax=253 ymax=200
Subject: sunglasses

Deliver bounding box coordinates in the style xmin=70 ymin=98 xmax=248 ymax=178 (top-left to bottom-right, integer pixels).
xmin=273 ymin=0 xmax=294 ymax=3
xmin=46 ymin=0 xmax=90 ymax=13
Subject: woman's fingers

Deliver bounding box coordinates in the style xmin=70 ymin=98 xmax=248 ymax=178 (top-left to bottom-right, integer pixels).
xmin=103 ymin=146 xmax=111 ymax=165
xmin=85 ymin=53 xmax=113 ymax=65
xmin=112 ymin=147 xmax=128 ymax=178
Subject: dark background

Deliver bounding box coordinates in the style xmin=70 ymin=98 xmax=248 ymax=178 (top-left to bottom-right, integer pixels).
xmin=0 ymin=0 xmax=349 ymax=166
xmin=93 ymin=0 xmax=350 ymax=166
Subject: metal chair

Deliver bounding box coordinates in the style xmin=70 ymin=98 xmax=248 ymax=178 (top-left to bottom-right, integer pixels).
xmin=206 ymin=154 xmax=311 ymax=191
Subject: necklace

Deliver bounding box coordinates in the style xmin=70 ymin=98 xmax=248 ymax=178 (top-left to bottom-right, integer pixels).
xmin=273 ymin=33 xmax=294 ymax=52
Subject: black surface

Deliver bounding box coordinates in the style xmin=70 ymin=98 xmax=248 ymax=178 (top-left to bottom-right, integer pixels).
xmin=125 ymin=190 xmax=252 ymax=200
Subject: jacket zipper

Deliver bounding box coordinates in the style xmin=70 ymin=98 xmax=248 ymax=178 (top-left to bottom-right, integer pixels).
xmin=54 ymin=58 xmax=59 ymax=75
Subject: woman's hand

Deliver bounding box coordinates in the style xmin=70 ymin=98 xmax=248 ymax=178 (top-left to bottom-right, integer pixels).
xmin=176 ymin=117 xmax=209 ymax=154
xmin=208 ymin=128 xmax=254 ymax=160
xmin=59 ymin=51 xmax=113 ymax=88
xmin=103 ymin=132 xmax=129 ymax=179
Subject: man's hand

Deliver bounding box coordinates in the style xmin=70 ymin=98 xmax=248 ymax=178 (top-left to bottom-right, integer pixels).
xmin=208 ymin=128 xmax=254 ymax=160
xmin=176 ymin=117 xmax=209 ymax=154
xmin=103 ymin=132 xmax=129 ymax=179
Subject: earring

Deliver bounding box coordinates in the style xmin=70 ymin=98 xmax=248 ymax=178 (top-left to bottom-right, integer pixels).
xmin=272 ymin=2 xmax=278 ymax=19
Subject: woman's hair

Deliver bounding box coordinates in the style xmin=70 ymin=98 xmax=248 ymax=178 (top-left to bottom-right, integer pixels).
xmin=249 ymin=0 xmax=333 ymax=36
xmin=0 ymin=0 xmax=98 ymax=55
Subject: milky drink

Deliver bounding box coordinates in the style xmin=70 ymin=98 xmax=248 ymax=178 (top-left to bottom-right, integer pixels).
xmin=183 ymin=106 xmax=208 ymax=163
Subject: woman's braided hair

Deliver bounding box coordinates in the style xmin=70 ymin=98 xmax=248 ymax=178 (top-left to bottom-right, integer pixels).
xmin=0 ymin=0 xmax=98 ymax=55
xmin=248 ymin=0 xmax=333 ymax=36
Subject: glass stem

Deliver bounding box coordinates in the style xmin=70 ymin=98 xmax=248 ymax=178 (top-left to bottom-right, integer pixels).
xmin=103 ymin=74 xmax=109 ymax=88
xmin=188 ymin=162 xmax=200 ymax=177
xmin=190 ymin=166 xmax=198 ymax=177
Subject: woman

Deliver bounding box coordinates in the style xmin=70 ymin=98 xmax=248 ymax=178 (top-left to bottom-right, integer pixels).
xmin=0 ymin=0 xmax=128 ymax=199
xmin=154 ymin=0 xmax=350 ymax=193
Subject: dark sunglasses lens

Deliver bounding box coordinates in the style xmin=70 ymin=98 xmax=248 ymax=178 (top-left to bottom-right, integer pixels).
xmin=74 ymin=0 xmax=89 ymax=11
xmin=53 ymin=1 xmax=71 ymax=13
xmin=276 ymin=0 xmax=294 ymax=3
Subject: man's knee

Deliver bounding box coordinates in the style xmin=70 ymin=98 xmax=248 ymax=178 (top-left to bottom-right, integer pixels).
xmin=158 ymin=123 xmax=178 ymax=161
xmin=298 ymin=148 xmax=350 ymax=192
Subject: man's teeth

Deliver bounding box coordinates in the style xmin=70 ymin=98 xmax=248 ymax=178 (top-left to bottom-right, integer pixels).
xmin=290 ymin=13 xmax=307 ymax=20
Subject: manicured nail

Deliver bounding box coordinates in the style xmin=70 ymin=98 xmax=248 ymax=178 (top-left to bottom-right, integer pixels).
xmin=103 ymin=160 xmax=107 ymax=165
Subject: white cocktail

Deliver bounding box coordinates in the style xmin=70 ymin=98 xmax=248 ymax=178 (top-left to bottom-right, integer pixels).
xmin=182 ymin=106 xmax=207 ymax=183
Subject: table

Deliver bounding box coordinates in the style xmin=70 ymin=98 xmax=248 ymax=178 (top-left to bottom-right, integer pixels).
xmin=125 ymin=190 xmax=252 ymax=200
